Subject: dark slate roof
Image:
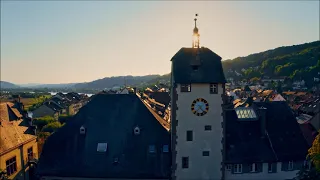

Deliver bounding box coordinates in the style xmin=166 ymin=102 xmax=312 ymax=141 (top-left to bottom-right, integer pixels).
xmin=225 ymin=110 xmax=276 ymax=163
xmin=145 ymin=92 xmax=170 ymax=107
xmin=226 ymin=101 xmax=309 ymax=163
xmin=37 ymin=94 xmax=171 ymax=179
xmin=254 ymin=102 xmax=309 ymax=161
xmin=171 ymin=47 xmax=226 ymax=83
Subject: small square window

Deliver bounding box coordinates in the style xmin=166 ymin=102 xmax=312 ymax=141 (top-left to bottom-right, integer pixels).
xmin=210 ymin=84 xmax=218 ymax=94
xmin=204 ymin=125 xmax=212 ymax=131
xmin=186 ymin=131 xmax=193 ymax=141
xmin=202 ymin=151 xmax=210 ymax=156
xmin=181 ymin=84 xmax=191 ymax=92
xmin=149 ymin=145 xmax=156 ymax=153
xmin=182 ymin=157 xmax=189 ymax=169
xmin=163 ymin=145 xmax=169 ymax=153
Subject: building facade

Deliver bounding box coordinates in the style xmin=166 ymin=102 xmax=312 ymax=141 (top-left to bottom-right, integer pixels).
xmin=0 ymin=102 xmax=38 ymax=180
xmin=171 ymin=14 xmax=227 ymax=180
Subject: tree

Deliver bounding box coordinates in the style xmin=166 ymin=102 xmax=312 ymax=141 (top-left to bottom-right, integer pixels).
xmin=42 ymin=122 xmax=62 ymax=133
xmin=308 ymin=132 xmax=320 ymax=171
xmin=250 ymin=77 xmax=260 ymax=84
xmin=297 ymin=167 xmax=320 ymax=180
xmin=33 ymin=116 xmax=55 ymax=131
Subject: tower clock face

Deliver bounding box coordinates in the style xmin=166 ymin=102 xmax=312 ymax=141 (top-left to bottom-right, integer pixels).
xmin=191 ymin=98 xmax=209 ymax=116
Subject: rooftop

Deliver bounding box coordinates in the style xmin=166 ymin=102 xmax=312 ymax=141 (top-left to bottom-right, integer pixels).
xmin=37 ymin=94 xmax=171 ymax=178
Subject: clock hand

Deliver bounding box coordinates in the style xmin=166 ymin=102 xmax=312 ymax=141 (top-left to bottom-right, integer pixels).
xmin=196 ymin=105 xmax=203 ymax=113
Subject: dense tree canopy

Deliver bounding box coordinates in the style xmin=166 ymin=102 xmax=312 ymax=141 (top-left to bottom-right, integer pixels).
xmin=308 ymin=132 xmax=320 ymax=171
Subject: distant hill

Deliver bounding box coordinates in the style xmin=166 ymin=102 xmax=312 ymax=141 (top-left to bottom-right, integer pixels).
xmin=25 ymin=83 xmax=77 ymax=89
xmin=0 ymin=81 xmax=20 ymax=89
xmin=73 ymin=75 xmax=160 ymax=89
xmin=3 ymin=41 xmax=318 ymax=91
xmin=222 ymin=41 xmax=320 ymax=84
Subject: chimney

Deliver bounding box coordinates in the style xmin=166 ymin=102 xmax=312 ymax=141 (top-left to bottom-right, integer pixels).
xmin=30 ymin=125 xmax=37 ymax=135
xmin=259 ymin=106 xmax=267 ymax=137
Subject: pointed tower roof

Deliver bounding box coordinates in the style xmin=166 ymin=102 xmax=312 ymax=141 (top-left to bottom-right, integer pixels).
xmin=171 ymin=15 xmax=226 ymax=84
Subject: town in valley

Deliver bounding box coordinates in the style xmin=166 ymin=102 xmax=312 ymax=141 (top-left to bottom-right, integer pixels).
xmin=0 ymin=1 xmax=319 ymax=180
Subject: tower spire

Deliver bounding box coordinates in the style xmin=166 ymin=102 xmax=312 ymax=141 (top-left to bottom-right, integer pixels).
xmin=192 ymin=13 xmax=200 ymax=48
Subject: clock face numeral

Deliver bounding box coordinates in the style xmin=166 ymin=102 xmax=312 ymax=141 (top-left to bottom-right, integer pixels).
xmin=191 ymin=98 xmax=209 ymax=116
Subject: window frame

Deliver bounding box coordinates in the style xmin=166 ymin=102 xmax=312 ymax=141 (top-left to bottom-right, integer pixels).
xmin=268 ymin=163 xmax=273 ymax=173
xmin=5 ymin=156 xmax=17 ymax=176
xmin=27 ymin=147 xmax=33 ymax=162
xmin=148 ymin=145 xmax=156 ymax=153
xmin=233 ymin=164 xmax=242 ymax=174
xmin=202 ymin=151 xmax=210 ymax=156
xmin=249 ymin=163 xmax=257 ymax=172
xmin=182 ymin=157 xmax=189 ymax=169
xmin=288 ymin=160 xmax=294 ymax=170
xmin=210 ymin=84 xmax=218 ymax=94
xmin=226 ymin=164 xmax=232 ymax=171
xmin=162 ymin=145 xmax=169 ymax=153
xmin=204 ymin=125 xmax=212 ymax=131
xmin=180 ymin=84 xmax=191 ymax=92
xmin=186 ymin=130 xmax=193 ymax=141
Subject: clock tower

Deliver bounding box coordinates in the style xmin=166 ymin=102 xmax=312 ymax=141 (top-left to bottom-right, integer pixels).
xmin=170 ymin=14 xmax=227 ymax=180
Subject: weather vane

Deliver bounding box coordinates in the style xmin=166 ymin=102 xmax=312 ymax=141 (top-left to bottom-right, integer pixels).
xmin=194 ymin=14 xmax=198 ymax=27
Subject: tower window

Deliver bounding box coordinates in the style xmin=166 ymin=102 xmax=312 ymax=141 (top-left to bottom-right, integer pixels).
xmin=192 ymin=65 xmax=198 ymax=71
xmin=181 ymin=84 xmax=191 ymax=92
xmin=186 ymin=130 xmax=193 ymax=141
xmin=204 ymin=125 xmax=212 ymax=131
xmin=202 ymin=151 xmax=210 ymax=156
xmin=182 ymin=157 xmax=189 ymax=169
xmin=210 ymin=84 xmax=218 ymax=94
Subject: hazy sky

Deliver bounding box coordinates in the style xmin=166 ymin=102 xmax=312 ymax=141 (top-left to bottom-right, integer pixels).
xmin=1 ymin=1 xmax=319 ymax=84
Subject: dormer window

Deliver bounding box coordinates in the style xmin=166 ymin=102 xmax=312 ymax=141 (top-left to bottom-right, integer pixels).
xmin=181 ymin=84 xmax=191 ymax=92
xmin=163 ymin=145 xmax=169 ymax=153
xmin=235 ymin=107 xmax=257 ymax=121
xmin=133 ymin=126 xmax=140 ymax=135
xmin=149 ymin=145 xmax=156 ymax=153
xmin=97 ymin=143 xmax=107 ymax=152
xmin=80 ymin=126 xmax=86 ymax=135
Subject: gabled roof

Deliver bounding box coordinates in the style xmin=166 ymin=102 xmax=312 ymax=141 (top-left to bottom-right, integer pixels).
xmin=0 ymin=103 xmax=36 ymax=155
xmin=144 ymin=92 xmax=170 ymax=107
xmin=37 ymin=94 xmax=171 ymax=179
xmin=226 ymin=101 xmax=309 ymax=163
xmin=171 ymin=47 xmax=226 ymax=84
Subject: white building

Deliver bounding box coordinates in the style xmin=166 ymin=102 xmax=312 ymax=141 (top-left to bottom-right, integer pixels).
xmin=170 ymin=15 xmax=225 ymax=180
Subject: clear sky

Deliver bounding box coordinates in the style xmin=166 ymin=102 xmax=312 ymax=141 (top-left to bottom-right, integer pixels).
xmin=1 ymin=1 xmax=319 ymax=84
